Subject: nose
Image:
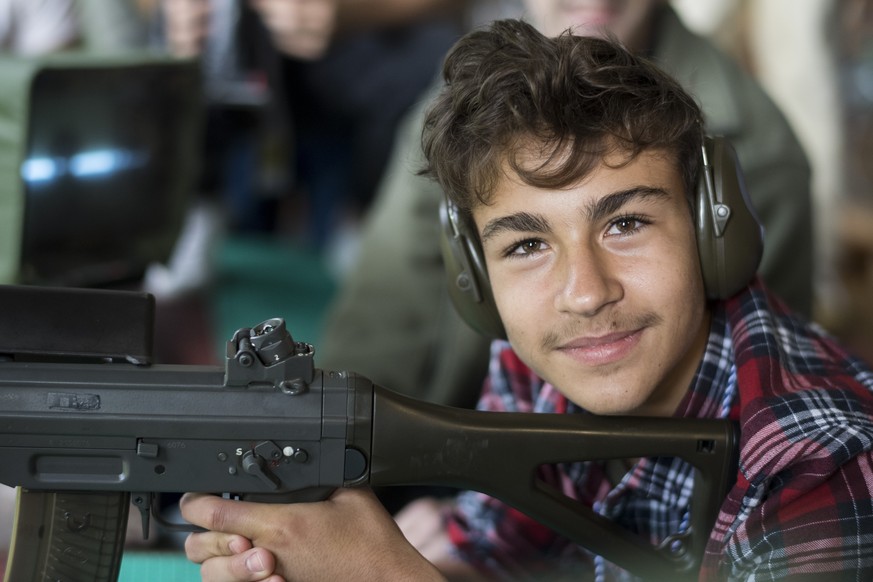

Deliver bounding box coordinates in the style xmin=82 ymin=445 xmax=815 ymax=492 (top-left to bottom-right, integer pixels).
xmin=553 ymin=244 xmax=623 ymax=317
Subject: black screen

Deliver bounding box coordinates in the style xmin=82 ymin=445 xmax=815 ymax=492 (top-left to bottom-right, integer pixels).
xmin=19 ymin=61 xmax=201 ymax=287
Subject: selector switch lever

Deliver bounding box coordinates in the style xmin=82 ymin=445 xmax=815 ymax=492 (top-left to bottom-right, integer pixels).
xmin=241 ymin=450 xmax=281 ymax=490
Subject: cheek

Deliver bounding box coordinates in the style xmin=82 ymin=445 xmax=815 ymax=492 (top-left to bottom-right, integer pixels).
xmin=491 ymin=272 xmax=525 ymax=332
xmin=664 ymin=219 xmax=705 ymax=287
xmin=660 ymin=247 xmax=707 ymax=326
xmin=490 ymin=270 xmax=544 ymax=341
xmin=626 ymin=230 xmax=705 ymax=312
xmin=649 ymin=254 xmax=702 ymax=298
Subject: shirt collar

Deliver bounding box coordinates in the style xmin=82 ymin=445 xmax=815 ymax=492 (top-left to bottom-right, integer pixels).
xmin=674 ymin=302 xmax=737 ymax=420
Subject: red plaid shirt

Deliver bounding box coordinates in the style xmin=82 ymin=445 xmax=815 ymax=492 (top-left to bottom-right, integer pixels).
xmin=446 ymin=279 xmax=873 ymax=580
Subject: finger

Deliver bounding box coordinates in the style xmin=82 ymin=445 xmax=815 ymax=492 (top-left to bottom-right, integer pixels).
xmin=198 ymin=547 xmax=279 ymax=582
xmin=180 ymin=493 xmax=268 ymax=537
xmin=185 ymin=530 xmax=253 ymax=563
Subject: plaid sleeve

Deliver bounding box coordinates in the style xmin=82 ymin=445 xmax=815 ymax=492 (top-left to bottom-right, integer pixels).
xmin=705 ymin=388 xmax=873 ymax=580
xmin=710 ymin=445 xmax=873 ymax=580
xmin=446 ymin=489 xmax=574 ymax=578
xmin=704 ymin=284 xmax=873 ymax=579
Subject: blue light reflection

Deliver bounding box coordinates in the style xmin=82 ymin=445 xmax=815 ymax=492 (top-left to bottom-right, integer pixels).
xmin=20 ymin=148 xmax=148 ymax=185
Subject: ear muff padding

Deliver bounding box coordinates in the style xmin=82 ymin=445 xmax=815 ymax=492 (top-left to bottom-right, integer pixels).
xmin=439 ymin=136 xmax=764 ymax=337
xmin=696 ymin=136 xmax=764 ymax=299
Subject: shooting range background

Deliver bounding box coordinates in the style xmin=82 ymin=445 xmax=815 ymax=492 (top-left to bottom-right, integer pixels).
xmin=210 ymin=235 xmax=337 ymax=353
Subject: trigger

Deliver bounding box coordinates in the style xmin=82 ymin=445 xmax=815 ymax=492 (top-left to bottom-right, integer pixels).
xmin=131 ymin=492 xmax=152 ymax=539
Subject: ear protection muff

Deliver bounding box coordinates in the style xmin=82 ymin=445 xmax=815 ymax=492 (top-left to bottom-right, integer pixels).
xmin=439 ymin=198 xmax=506 ymax=338
xmin=696 ymin=136 xmax=764 ymax=300
xmin=439 ymin=135 xmax=764 ymax=338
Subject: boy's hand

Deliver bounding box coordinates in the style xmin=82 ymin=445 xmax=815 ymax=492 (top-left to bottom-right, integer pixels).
xmin=181 ymin=487 xmax=445 ymax=582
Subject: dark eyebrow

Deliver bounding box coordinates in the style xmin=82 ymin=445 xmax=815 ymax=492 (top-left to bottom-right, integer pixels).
xmin=480 ymin=212 xmax=551 ymax=242
xmin=585 ymin=187 xmax=671 ymax=224
xmin=480 ymin=186 xmax=671 ymax=242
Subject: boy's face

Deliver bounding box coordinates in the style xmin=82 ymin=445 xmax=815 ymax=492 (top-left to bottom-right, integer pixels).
xmin=472 ymin=148 xmax=709 ymax=416
xmin=524 ymin=0 xmax=661 ymax=51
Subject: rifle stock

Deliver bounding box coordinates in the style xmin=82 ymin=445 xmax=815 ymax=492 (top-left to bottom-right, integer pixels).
xmin=0 ymin=286 xmax=737 ymax=581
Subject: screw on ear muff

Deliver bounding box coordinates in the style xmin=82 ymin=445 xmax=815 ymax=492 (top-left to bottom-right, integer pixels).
xmin=438 ymin=136 xmax=765 ymax=337
xmin=696 ymin=136 xmax=764 ymax=299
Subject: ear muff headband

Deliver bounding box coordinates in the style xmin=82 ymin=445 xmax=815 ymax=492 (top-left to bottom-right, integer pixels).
xmin=439 ymin=136 xmax=764 ymax=338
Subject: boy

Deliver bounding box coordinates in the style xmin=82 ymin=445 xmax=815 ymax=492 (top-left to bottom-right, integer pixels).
xmin=315 ymin=0 xmax=813 ymax=412
xmin=182 ymin=20 xmax=873 ymax=580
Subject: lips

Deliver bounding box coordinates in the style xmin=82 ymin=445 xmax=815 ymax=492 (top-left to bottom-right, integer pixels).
xmin=556 ymin=328 xmax=644 ymax=366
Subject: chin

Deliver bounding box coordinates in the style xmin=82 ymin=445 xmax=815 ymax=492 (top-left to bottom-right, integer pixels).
xmin=552 ymin=369 xmax=654 ymax=416
xmin=585 ymin=401 xmax=647 ymax=417
xmin=565 ymin=390 xmax=652 ymax=416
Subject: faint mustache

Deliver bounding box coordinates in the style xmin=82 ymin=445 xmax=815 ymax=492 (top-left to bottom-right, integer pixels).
xmin=540 ymin=312 xmax=663 ymax=351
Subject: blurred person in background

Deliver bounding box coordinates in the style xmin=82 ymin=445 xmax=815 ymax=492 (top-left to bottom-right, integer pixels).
xmin=158 ymin=0 xmax=463 ymax=257
xmin=675 ymin=0 xmax=846 ymax=332
xmin=0 ymin=0 xmax=79 ymax=54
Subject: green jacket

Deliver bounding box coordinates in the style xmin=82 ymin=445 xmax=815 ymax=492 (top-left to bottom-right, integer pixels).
xmin=317 ymin=7 xmax=813 ymax=407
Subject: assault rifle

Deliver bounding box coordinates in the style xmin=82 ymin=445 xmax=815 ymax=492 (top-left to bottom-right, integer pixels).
xmin=0 ymin=285 xmax=737 ymax=581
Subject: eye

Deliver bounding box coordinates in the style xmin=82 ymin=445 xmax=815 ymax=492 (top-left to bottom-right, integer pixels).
xmin=606 ymin=215 xmax=649 ymax=237
xmin=505 ymin=238 xmax=548 ymax=258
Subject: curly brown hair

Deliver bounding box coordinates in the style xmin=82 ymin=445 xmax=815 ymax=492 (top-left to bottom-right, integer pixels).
xmin=421 ymin=18 xmax=704 ymax=212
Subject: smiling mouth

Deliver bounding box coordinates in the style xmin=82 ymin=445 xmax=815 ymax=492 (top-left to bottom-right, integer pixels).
xmin=555 ymin=328 xmax=646 ymax=367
